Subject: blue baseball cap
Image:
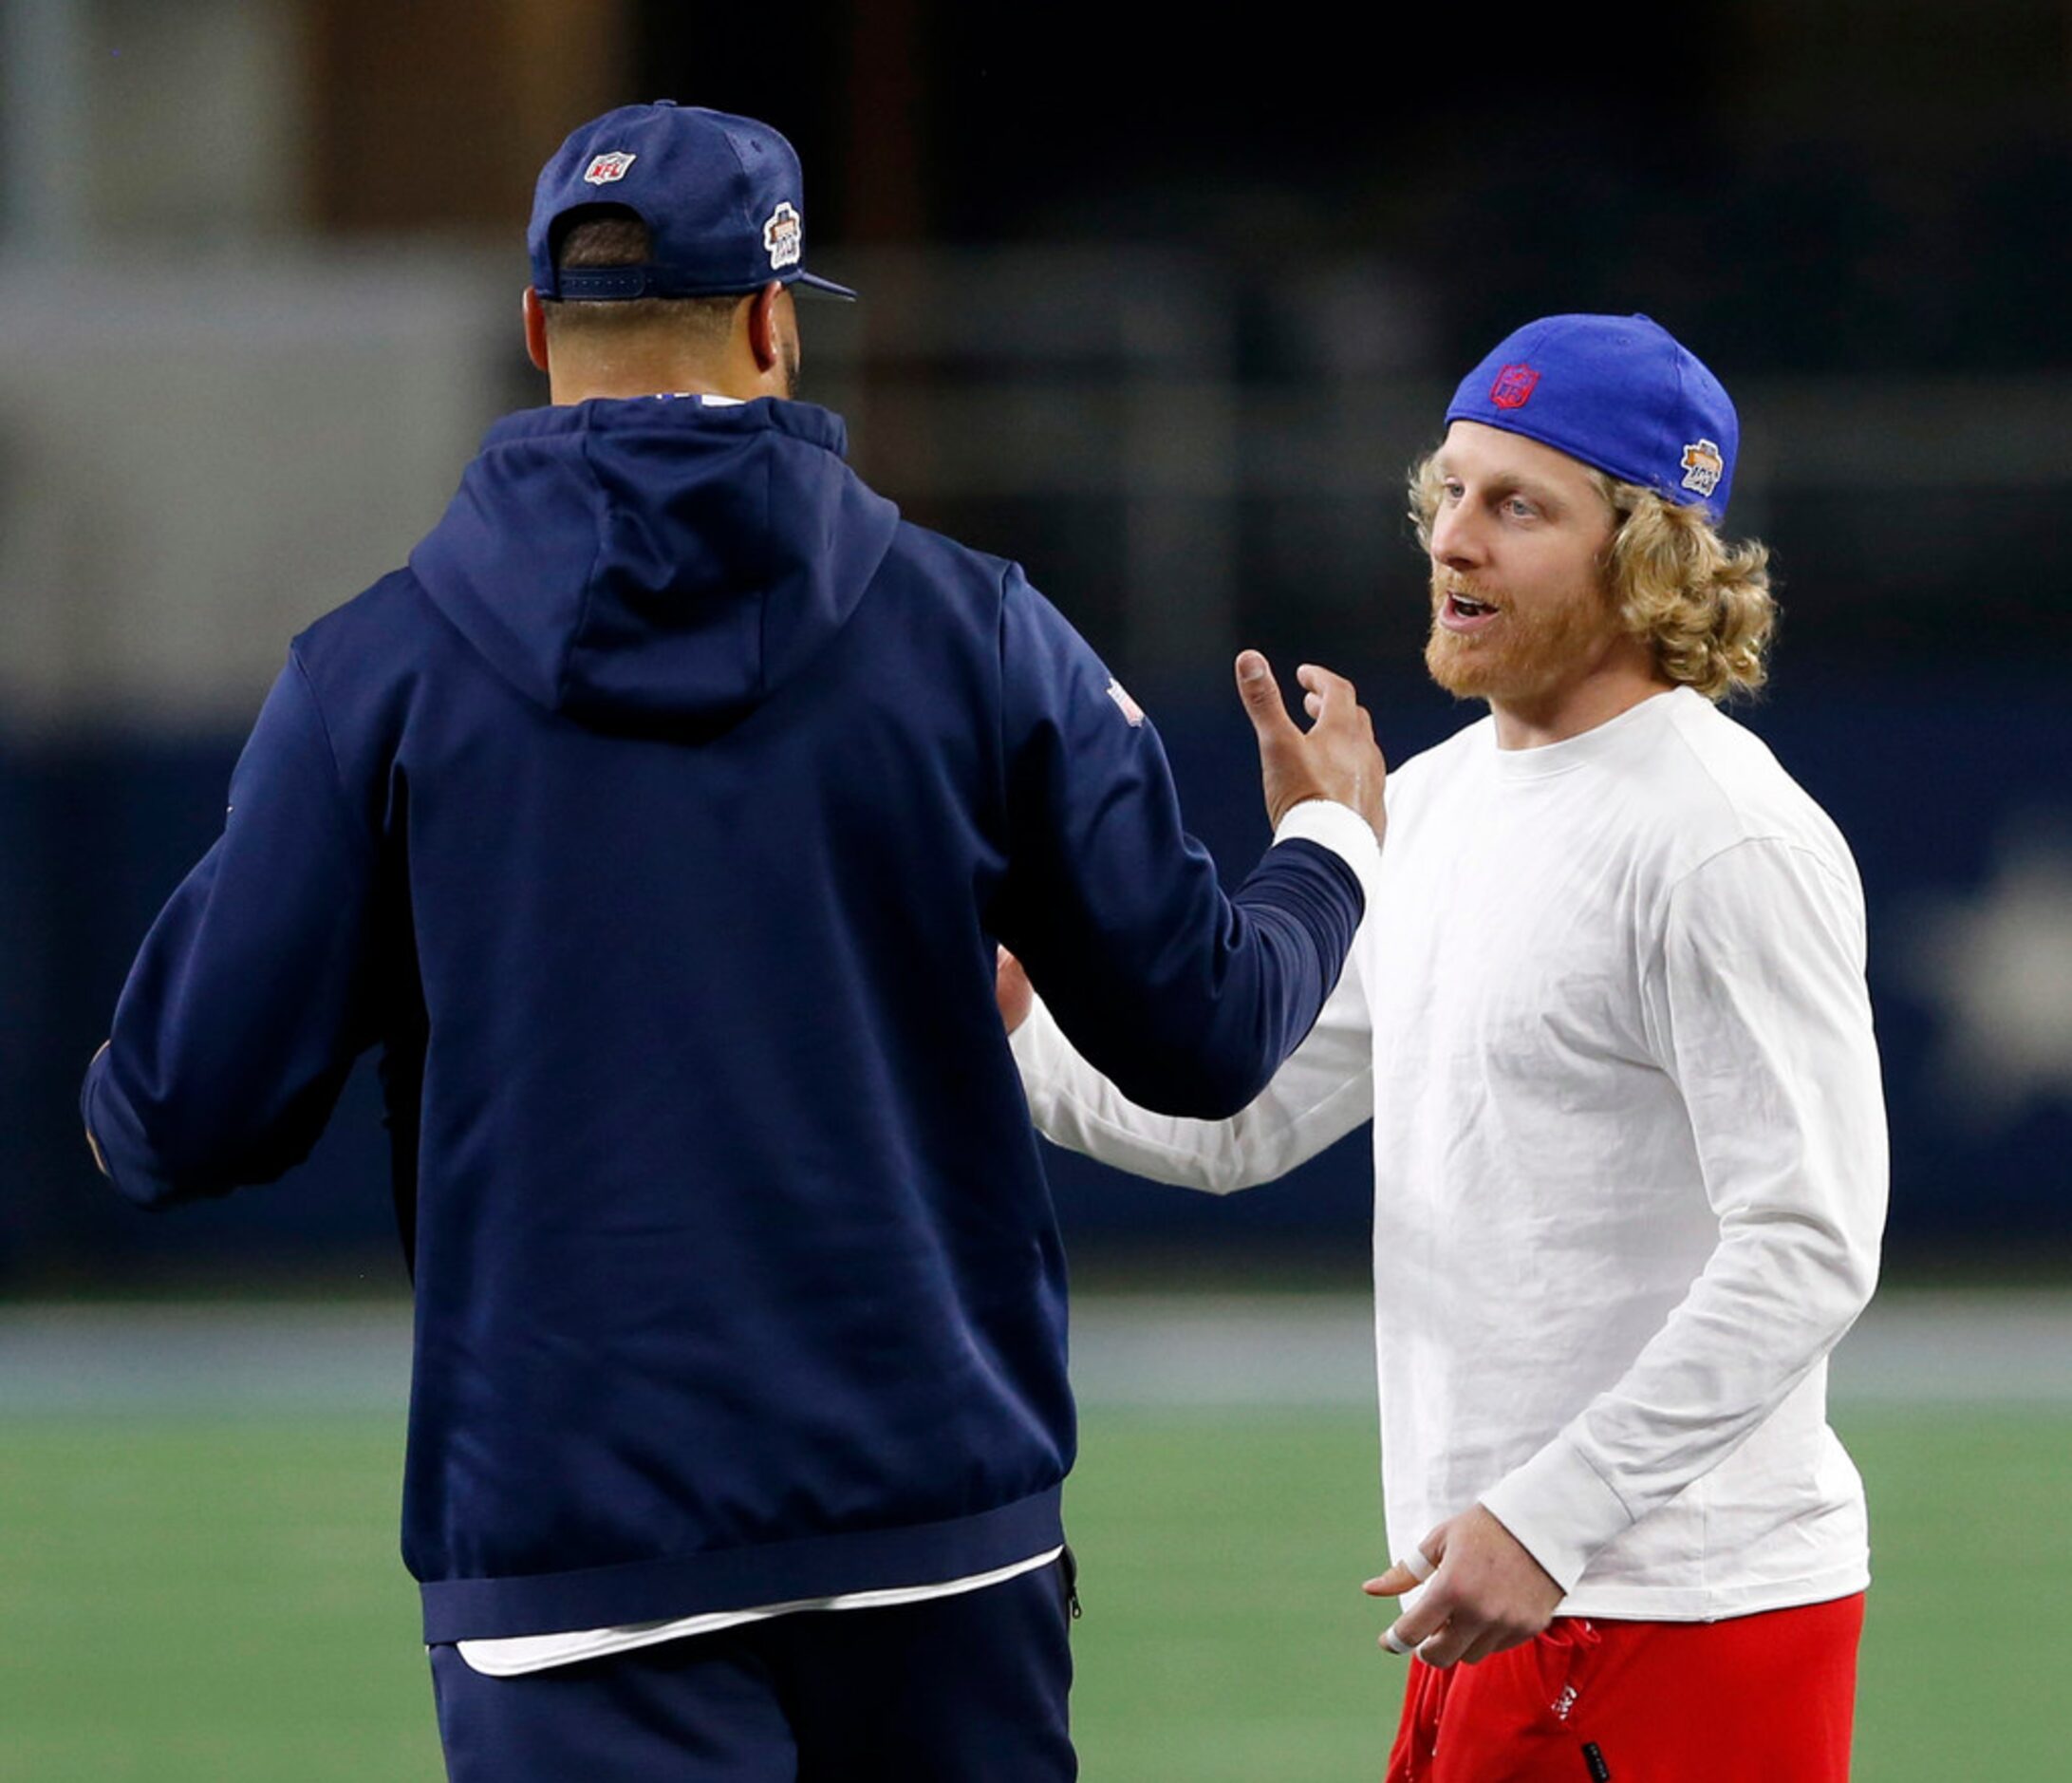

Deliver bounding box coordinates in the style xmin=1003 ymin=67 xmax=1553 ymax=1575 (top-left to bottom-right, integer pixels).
xmin=529 ymin=101 xmax=856 ymax=303
xmin=1445 ymin=314 xmax=1736 ymax=521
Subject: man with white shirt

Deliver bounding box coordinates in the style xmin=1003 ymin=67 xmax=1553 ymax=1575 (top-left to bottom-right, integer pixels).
xmin=1007 ymin=314 xmax=1887 ymax=1781
xmin=81 ymin=102 xmax=1388 ymax=1779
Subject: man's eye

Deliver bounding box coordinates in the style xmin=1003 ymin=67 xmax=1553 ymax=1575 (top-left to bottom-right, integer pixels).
xmin=1504 ymin=497 xmax=1538 ymax=518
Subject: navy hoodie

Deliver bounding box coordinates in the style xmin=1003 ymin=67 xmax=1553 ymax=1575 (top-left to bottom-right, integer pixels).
xmin=83 ymin=395 xmax=1364 ymax=1642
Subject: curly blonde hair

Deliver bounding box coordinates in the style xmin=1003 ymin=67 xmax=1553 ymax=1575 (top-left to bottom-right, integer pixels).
xmin=1409 ymin=454 xmax=1778 ymax=701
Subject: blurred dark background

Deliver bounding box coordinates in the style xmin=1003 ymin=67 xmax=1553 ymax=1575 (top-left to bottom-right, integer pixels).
xmin=3 ymin=0 xmax=2068 ymax=1288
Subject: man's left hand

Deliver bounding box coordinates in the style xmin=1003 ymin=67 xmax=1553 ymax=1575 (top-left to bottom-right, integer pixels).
xmin=996 ymin=947 xmax=1034 ymax=1036
xmin=1363 ymin=1503 xmax=1563 ymax=1668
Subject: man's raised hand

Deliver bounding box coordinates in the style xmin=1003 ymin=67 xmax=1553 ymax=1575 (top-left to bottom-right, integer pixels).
xmin=995 ymin=946 xmax=1034 ymax=1036
xmin=1235 ymin=651 xmax=1386 ymax=841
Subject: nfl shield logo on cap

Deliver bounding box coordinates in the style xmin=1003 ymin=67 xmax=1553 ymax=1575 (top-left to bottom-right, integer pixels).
xmin=583 ymin=151 xmax=637 ymax=186
xmin=1489 ymin=365 xmax=1540 ymax=410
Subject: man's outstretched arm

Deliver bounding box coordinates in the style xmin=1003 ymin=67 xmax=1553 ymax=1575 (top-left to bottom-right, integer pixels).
xmin=82 ymin=652 xmax=380 ymax=1207
xmin=1003 ymin=948 xmax=1372 ymax=1194
xmin=990 ymin=569 xmax=1383 ymax=1120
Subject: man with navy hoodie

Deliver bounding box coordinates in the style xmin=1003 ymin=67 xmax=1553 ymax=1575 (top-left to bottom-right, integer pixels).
xmin=81 ymin=103 xmax=1385 ymax=1780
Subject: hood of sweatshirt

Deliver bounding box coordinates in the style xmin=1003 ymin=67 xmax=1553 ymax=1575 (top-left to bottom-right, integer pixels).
xmin=410 ymin=396 xmax=900 ymax=730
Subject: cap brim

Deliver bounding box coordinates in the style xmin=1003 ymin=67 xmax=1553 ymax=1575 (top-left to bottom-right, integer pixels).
xmin=792 ymin=270 xmax=858 ymax=302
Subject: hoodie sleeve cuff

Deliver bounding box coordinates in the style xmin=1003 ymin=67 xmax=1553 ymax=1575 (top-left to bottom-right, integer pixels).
xmin=81 ymin=1044 xmax=177 ymax=1210
xmin=80 ymin=1042 xmax=114 ymax=1178
xmin=1273 ymin=799 xmax=1382 ymax=913
xmin=1478 ymin=1432 xmax=1636 ymax=1595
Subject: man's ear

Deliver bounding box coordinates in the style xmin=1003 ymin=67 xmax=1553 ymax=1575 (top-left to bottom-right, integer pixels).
xmin=746 ymin=281 xmax=784 ymax=373
xmin=523 ymin=286 xmax=551 ymax=374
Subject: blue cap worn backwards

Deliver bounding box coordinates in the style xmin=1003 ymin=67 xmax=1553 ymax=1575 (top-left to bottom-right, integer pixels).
xmin=529 ymin=101 xmax=856 ymax=304
xmin=1445 ymin=314 xmax=1737 ymax=522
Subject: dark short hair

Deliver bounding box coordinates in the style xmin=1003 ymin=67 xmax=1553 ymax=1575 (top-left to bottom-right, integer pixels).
xmin=541 ymin=205 xmax=745 ymax=342
xmin=553 ymin=205 xmax=657 ymax=272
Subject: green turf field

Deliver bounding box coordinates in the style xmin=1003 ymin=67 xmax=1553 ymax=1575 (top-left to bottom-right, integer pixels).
xmin=3 ymin=1397 xmax=2066 ymax=1779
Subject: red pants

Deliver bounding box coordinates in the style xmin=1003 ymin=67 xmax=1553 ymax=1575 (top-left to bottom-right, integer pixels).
xmin=1385 ymin=1593 xmax=1864 ymax=1782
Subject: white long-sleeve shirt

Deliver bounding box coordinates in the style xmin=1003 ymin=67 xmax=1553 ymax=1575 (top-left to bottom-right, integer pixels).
xmin=1015 ymin=687 xmax=1888 ymax=1619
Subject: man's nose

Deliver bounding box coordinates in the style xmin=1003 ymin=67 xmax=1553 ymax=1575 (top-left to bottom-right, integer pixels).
xmin=1430 ymin=501 xmax=1483 ymax=570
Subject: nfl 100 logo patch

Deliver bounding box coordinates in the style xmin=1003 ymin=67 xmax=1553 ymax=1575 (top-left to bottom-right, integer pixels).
xmin=1489 ymin=364 xmax=1540 ymax=409
xmin=583 ymin=151 xmax=637 ymax=186
xmin=763 ymin=201 xmax=803 ymax=270
xmin=1680 ymin=439 xmax=1725 ymax=497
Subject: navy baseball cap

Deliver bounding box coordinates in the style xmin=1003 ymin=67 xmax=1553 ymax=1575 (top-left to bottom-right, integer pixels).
xmin=529 ymin=101 xmax=856 ymax=303
xmin=1445 ymin=314 xmax=1737 ymax=521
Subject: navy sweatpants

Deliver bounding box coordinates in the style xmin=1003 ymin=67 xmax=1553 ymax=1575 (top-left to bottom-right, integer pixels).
xmin=429 ymin=1560 xmax=1077 ymax=1781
